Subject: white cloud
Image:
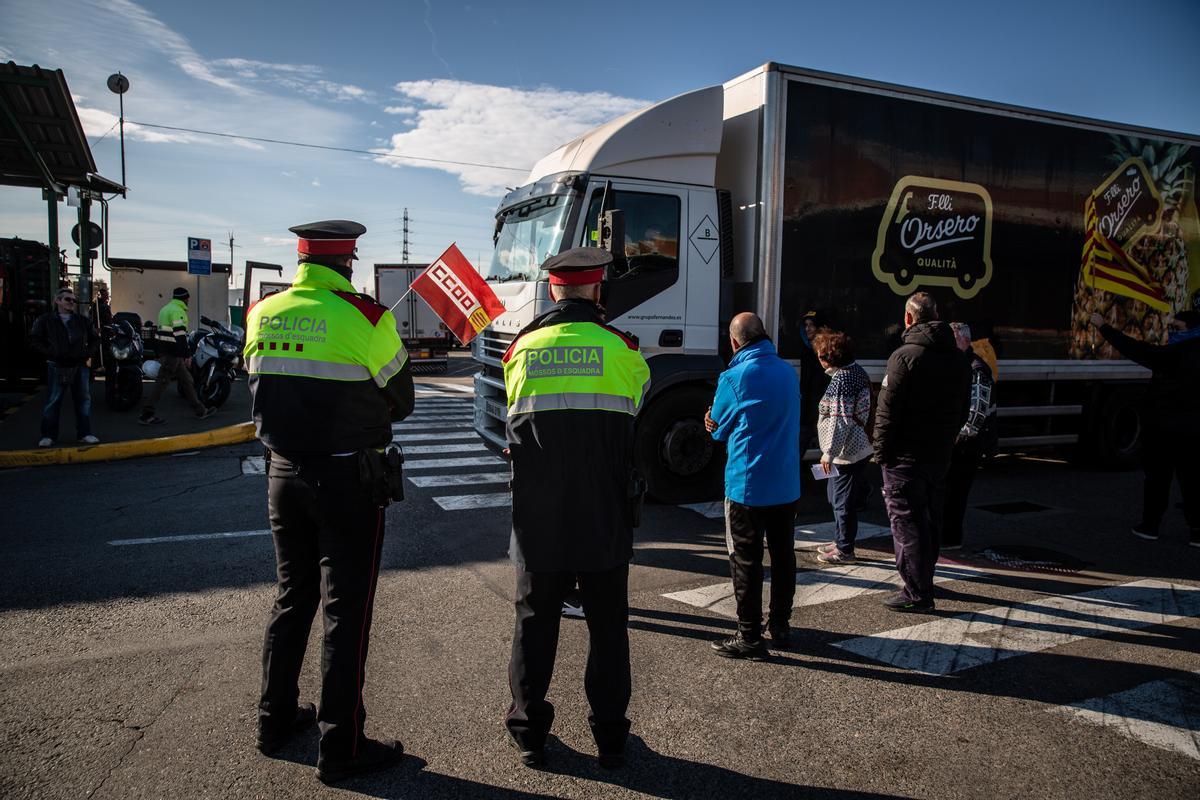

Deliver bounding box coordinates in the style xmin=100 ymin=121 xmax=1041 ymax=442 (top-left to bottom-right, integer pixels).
xmin=311 ymin=178 xmax=321 ymax=187
xmin=1 ymin=0 xmax=360 ymax=156
xmin=260 ymin=236 xmax=293 ymax=246
xmin=383 ymin=105 xmax=417 ymax=115
xmin=281 ymin=170 xmax=297 ymax=178
xmin=375 ymin=80 xmax=646 ymax=196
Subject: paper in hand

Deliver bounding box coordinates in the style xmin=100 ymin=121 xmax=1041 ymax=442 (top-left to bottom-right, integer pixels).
xmin=810 ymin=463 xmax=840 ymax=480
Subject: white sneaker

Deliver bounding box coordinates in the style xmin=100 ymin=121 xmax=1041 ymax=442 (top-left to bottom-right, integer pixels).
xmin=561 ymin=601 xmax=585 ymax=619
xmin=37 ymin=437 xmax=53 ymax=448
xmin=79 ymin=435 xmax=100 ymax=444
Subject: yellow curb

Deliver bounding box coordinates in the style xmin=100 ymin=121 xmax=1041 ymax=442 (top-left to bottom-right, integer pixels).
xmin=0 ymin=422 xmax=257 ymax=468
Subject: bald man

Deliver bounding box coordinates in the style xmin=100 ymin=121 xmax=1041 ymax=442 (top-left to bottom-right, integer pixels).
xmin=704 ymin=312 xmax=801 ymax=660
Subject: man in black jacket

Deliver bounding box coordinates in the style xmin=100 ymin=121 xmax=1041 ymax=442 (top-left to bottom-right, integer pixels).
xmin=29 ymin=287 xmax=100 ymax=447
xmin=942 ymin=322 xmax=998 ymax=550
xmin=873 ymin=293 xmax=971 ymax=610
xmin=1090 ymin=310 xmax=1200 ymax=547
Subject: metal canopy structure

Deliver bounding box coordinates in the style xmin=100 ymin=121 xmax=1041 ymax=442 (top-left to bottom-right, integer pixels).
xmin=0 ymin=62 xmax=99 ymax=191
xmin=0 ymin=61 xmax=127 ymax=309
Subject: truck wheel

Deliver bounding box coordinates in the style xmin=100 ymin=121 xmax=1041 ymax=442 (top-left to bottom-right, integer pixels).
xmin=636 ymin=385 xmax=724 ymax=504
xmin=1087 ymin=388 xmax=1143 ymax=468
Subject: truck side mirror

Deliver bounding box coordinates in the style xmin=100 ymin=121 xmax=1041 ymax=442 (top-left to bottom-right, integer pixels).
xmin=598 ymin=209 xmax=628 ymax=278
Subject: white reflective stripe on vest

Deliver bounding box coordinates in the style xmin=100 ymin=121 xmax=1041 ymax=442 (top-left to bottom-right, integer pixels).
xmin=508 ymin=392 xmax=636 ymax=416
xmin=373 ymin=350 xmax=410 ymax=388
xmin=248 ymin=355 xmax=371 ymax=381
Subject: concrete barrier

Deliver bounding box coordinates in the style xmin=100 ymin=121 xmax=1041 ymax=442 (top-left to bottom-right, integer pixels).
xmin=0 ymin=422 xmax=257 ymax=468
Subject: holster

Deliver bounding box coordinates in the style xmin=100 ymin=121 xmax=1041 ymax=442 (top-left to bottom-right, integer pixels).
xmin=627 ymin=469 xmax=647 ymax=528
xmin=358 ymin=444 xmax=405 ymax=507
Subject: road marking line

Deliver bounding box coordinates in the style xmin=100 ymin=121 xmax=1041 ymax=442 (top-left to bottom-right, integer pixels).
xmin=403 ymin=443 xmax=486 ymax=455
xmin=417 ymin=383 xmax=474 ymax=393
xmin=109 ymin=530 xmax=271 ymax=546
xmin=663 ymin=560 xmax=986 ymax=614
xmin=405 ymin=456 xmax=504 ymax=470
xmin=833 ymin=579 xmax=1200 ymax=675
xmin=795 ymin=521 xmax=891 ymax=550
xmin=241 ymin=456 xmax=266 ymax=475
xmin=1047 ymin=671 xmax=1200 ymax=761
xmin=433 ymin=492 xmax=511 ymax=510
xmin=392 ymin=422 xmax=474 ymax=430
xmin=407 ymin=471 xmax=509 ymax=488
xmin=677 ymin=504 xmax=892 ymax=551
xmin=394 ymin=416 xmax=468 ymax=423
xmin=394 ymin=431 xmax=480 ymax=442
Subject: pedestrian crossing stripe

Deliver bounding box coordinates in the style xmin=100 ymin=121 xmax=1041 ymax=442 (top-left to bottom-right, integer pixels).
xmin=1047 ymin=671 xmax=1200 ymax=762
xmin=663 ymin=558 xmax=986 ymax=614
xmin=407 ymin=471 xmax=509 ymax=488
xmin=395 ymin=416 xmax=468 ymax=423
xmin=402 ymin=443 xmax=487 ymax=455
xmin=404 ymin=455 xmax=504 ymax=470
xmin=433 ymin=492 xmax=510 ymax=510
xmin=393 ymin=422 xmax=474 ymax=430
xmin=833 ymin=579 xmax=1200 ymax=676
xmin=393 ymin=431 xmax=480 ymax=442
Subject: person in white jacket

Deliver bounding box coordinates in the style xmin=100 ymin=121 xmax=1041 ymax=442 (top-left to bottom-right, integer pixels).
xmin=813 ymin=330 xmax=874 ymax=564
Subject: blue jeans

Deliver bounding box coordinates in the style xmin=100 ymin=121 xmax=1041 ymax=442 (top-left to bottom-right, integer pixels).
xmin=827 ymin=458 xmax=871 ymax=555
xmin=41 ymin=362 xmax=92 ymax=440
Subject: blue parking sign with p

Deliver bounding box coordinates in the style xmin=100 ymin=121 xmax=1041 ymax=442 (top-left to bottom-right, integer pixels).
xmin=187 ymin=237 xmax=212 ymax=276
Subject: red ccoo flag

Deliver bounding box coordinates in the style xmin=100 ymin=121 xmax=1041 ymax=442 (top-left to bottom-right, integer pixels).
xmin=410 ymin=244 xmax=506 ymax=345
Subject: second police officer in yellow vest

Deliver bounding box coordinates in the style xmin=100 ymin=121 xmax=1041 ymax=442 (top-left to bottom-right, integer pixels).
xmin=244 ymin=220 xmax=414 ymax=785
xmin=501 ymin=247 xmax=650 ymax=770
xmin=139 ymin=286 xmax=215 ymax=424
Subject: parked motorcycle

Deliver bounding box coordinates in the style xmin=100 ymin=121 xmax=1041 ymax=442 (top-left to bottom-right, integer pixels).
xmin=101 ymin=315 xmax=145 ymax=411
xmin=179 ymin=316 xmax=244 ymax=408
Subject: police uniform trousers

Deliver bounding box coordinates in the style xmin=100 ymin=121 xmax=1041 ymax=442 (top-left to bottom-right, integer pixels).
xmin=506 ymin=564 xmax=631 ymax=754
xmin=259 ymin=451 xmax=386 ymax=759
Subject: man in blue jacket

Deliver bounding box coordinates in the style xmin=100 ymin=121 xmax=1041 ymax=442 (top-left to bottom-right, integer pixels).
xmin=704 ymin=312 xmax=801 ymax=660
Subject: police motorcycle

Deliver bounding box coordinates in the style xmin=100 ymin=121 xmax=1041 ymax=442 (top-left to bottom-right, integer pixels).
xmin=100 ymin=312 xmax=146 ymax=411
xmin=178 ymin=316 xmax=244 ymax=408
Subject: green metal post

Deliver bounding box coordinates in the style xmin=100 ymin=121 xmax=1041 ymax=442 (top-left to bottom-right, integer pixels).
xmin=46 ymin=189 xmax=59 ymax=307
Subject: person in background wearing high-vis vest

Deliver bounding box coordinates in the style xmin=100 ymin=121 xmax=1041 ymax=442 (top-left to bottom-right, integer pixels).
xmin=139 ymin=286 xmax=214 ymax=424
xmin=245 ymin=220 xmax=414 ymax=785
xmin=501 ymin=247 xmax=650 ymax=771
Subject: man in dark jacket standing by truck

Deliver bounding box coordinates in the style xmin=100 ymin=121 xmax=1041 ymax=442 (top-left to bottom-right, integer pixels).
xmin=29 ymin=287 xmax=100 ymax=447
xmin=874 ymin=293 xmax=971 ymax=611
xmin=1090 ymin=310 xmax=1200 ymax=547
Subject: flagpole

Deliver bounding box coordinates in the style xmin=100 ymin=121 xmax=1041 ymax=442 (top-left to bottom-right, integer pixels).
xmin=389 ymin=284 xmax=415 ymax=313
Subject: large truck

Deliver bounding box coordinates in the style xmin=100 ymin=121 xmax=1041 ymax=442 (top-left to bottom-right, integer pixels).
xmin=374 ymin=264 xmax=451 ymax=373
xmin=472 ymin=62 xmax=1200 ymax=503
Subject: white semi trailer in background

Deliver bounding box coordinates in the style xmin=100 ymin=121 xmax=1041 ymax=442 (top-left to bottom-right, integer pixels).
xmin=375 ymin=264 xmax=450 ymax=374
xmin=472 ymin=62 xmax=1200 ymax=503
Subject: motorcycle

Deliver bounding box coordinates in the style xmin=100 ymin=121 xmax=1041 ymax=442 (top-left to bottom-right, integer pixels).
xmin=179 ymin=316 xmax=244 ymax=408
xmin=101 ymin=315 xmax=145 ymax=411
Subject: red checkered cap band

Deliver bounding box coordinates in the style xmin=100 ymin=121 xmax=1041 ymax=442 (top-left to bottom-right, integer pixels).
xmin=297 ymin=237 xmax=358 ymax=256
xmin=547 ymin=267 xmax=605 ymax=285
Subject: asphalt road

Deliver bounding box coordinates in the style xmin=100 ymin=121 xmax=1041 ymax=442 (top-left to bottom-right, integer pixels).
xmin=1 ymin=362 xmax=1198 ymax=799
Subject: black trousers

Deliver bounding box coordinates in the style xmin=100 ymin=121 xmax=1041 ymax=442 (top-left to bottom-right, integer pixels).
xmin=259 ymin=453 xmax=386 ymax=760
xmin=725 ymin=499 xmax=797 ymax=639
xmin=1141 ymin=430 xmax=1200 ymax=532
xmin=943 ymin=441 xmax=983 ymax=547
xmin=882 ymin=462 xmax=946 ymax=603
xmin=507 ymin=564 xmax=631 ymax=755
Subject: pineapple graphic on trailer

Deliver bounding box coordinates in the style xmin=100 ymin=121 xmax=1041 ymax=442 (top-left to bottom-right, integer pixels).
xmin=1071 ymin=137 xmax=1199 ymax=358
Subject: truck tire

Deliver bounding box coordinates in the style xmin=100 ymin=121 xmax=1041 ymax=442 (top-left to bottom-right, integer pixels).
xmin=635 ymin=385 xmax=724 ymax=504
xmin=1087 ymin=387 xmax=1143 ymax=469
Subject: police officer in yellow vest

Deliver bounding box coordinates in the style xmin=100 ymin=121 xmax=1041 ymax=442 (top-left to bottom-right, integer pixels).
xmin=502 ymin=247 xmax=650 ymax=770
xmin=245 ymin=220 xmax=414 ymax=784
xmin=139 ymin=287 xmax=214 ymax=424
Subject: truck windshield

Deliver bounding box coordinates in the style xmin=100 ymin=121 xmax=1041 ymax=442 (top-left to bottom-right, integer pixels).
xmin=485 ymin=194 xmax=574 ymax=283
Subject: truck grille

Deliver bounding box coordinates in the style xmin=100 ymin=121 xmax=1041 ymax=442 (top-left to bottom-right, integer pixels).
xmin=477 ymin=330 xmax=514 ymax=365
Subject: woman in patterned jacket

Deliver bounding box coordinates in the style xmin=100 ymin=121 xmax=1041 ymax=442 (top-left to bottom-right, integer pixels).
xmin=812 ymin=330 xmax=875 ymax=563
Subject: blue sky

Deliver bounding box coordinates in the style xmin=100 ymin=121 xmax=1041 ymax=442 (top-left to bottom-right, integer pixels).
xmin=2 ymin=0 xmax=1198 ymax=293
